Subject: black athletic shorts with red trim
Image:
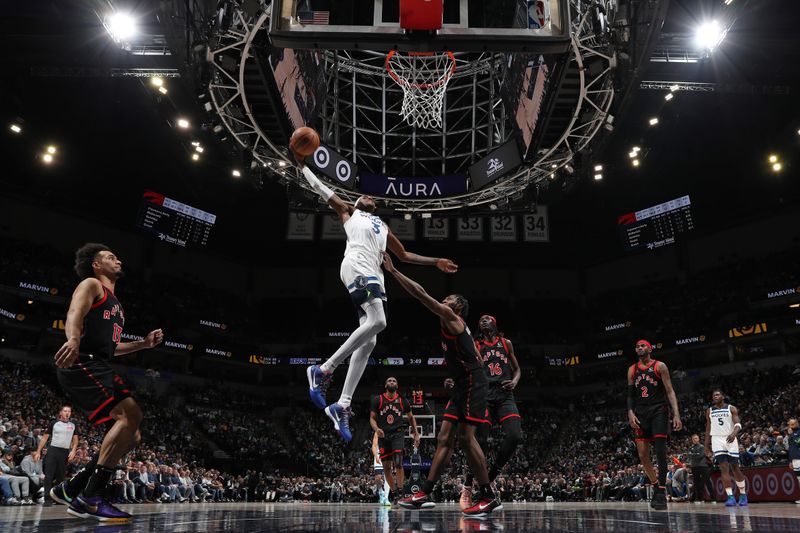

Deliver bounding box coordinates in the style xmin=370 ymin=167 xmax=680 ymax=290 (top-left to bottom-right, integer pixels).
xmin=485 ymin=387 xmax=520 ymax=426
xmin=378 ymin=430 xmax=405 ymax=460
xmin=632 ymin=404 xmax=669 ymax=441
xmin=443 ymin=368 xmax=488 ymax=426
xmin=57 ymin=356 xmax=132 ymax=427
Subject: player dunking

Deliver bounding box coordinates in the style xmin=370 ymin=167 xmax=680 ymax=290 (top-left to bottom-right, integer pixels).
xmin=296 ymin=157 xmax=457 ymax=442
xmin=50 ymin=244 xmax=163 ymax=522
xmin=627 ymin=339 xmax=682 ymax=510
xmin=705 ymin=389 xmax=748 ymax=506
xmin=369 ymin=377 xmax=420 ymax=502
xmin=456 ymin=314 xmax=522 ymax=510
xmin=381 ymin=253 xmax=501 ymax=518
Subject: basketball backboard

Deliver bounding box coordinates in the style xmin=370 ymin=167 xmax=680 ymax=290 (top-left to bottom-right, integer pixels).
xmin=269 ymin=0 xmax=570 ymax=53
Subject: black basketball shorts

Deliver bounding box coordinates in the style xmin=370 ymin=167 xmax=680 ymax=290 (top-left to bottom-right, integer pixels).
xmin=57 ymin=357 xmax=132 ymax=426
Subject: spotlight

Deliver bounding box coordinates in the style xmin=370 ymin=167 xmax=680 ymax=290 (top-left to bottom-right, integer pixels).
xmin=550 ymin=163 xmax=557 ymax=169
xmin=768 ymin=154 xmax=778 ymax=164
xmin=177 ymin=118 xmax=190 ymax=129
xmin=195 ymin=146 xmax=204 ymax=153
xmin=106 ymin=12 xmax=138 ymax=42
xmin=9 ymin=123 xmax=22 ymax=134
xmin=46 ymin=145 xmax=57 ymax=154
xmin=151 ymin=77 xmax=164 ymax=87
xmin=632 ymin=159 xmax=640 ymax=167
xmin=594 ymin=164 xmax=603 ymax=172
xmin=278 ymin=161 xmax=286 ymax=167
xmin=772 ymin=162 xmax=782 ymax=172
xmin=421 ymin=213 xmax=432 ymax=219
xmin=204 ymin=102 xmax=213 ymax=112
xmin=649 ymin=117 xmax=659 ymax=126
xmin=669 ymin=85 xmax=679 ymax=92
xmin=664 ymin=93 xmax=674 ymax=101
xmin=42 ymin=153 xmax=54 ymax=164
xmin=696 ymin=20 xmax=726 ymax=52
xmin=549 ymin=173 xmax=555 ymax=179
xmin=158 ymin=86 xmax=168 ymax=95
xmin=191 ymin=141 xmax=200 ymax=147
xmin=27 ymin=300 xmax=33 ymax=305
xmin=489 ymin=203 xmax=498 ymax=211
xmin=213 ymin=124 xmax=224 ymax=134
xmin=191 ymin=153 xmax=200 ymax=161
xmin=790 ymin=303 xmax=800 ymax=309
xmin=594 ymin=173 xmax=603 ymax=181
xmin=403 ymin=213 xmax=412 ymax=221
xmin=632 ymin=146 xmax=641 ymax=153
xmin=564 ymin=164 xmax=574 ymax=174
xmin=628 ymin=151 xmax=637 ymax=159
xmin=232 ymin=169 xmax=241 ymax=177
xmin=724 ymin=0 xmax=734 ymax=6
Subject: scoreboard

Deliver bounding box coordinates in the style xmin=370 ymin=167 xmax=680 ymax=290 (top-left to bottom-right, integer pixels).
xmin=136 ymin=191 xmax=216 ymax=247
xmin=618 ymin=195 xmax=694 ymax=252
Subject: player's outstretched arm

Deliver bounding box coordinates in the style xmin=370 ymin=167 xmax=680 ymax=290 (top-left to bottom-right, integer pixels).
xmin=381 ymin=252 xmax=460 ymax=324
xmin=296 ymin=158 xmax=354 ymax=221
xmin=115 ymin=329 xmax=164 ymax=356
xmin=386 ymin=230 xmax=458 ymax=273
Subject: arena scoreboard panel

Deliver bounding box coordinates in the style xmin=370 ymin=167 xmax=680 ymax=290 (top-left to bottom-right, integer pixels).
xmin=136 ymin=191 xmax=216 ymax=247
xmin=618 ymin=195 xmax=693 ymax=252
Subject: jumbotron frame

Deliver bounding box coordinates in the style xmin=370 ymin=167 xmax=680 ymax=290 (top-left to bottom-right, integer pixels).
xmin=207 ymin=1 xmax=614 ymax=212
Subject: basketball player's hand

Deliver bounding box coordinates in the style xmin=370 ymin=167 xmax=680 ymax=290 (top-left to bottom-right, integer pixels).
xmin=443 ymin=378 xmax=455 ymax=390
xmin=376 ymin=429 xmax=385 ymax=438
xmin=381 ymin=251 xmax=396 ymax=273
xmin=501 ymin=379 xmax=517 ymax=391
xmin=436 ymin=258 xmax=458 ymax=274
xmin=627 ymin=410 xmax=640 ymax=430
xmin=54 ymin=338 xmax=81 ymax=368
xmin=413 ymin=433 xmax=421 ymax=449
xmin=143 ymin=329 xmax=165 ymax=348
xmin=705 ymin=449 xmax=713 ymax=461
xmin=672 ymin=415 xmax=683 ymax=431
xmin=726 ymin=433 xmax=736 ymax=444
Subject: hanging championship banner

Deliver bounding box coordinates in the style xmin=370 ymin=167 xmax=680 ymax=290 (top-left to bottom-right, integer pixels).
xmin=286 ymin=212 xmax=315 ymax=241
xmin=490 ymin=215 xmax=517 ymax=242
xmin=456 ymin=217 xmax=483 ymax=241
xmin=389 ymin=218 xmax=416 ymax=241
xmin=321 ymin=214 xmax=346 ymax=240
xmin=423 ymin=218 xmax=449 ymax=240
xmin=523 ymin=207 xmax=549 ymax=242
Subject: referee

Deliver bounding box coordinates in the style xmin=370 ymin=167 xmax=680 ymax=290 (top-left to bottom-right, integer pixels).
xmin=34 ymin=405 xmax=77 ymax=506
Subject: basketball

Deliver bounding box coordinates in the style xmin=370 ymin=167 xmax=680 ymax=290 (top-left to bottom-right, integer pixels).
xmin=290 ymin=127 xmax=320 ymax=157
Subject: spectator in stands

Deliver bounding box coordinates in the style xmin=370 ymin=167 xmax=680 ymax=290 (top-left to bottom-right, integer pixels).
xmin=19 ymin=448 xmax=44 ymax=500
xmin=0 ymin=448 xmax=32 ymax=504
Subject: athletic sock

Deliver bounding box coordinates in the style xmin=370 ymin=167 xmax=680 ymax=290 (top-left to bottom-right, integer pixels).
xmin=736 ymin=480 xmax=746 ymax=494
xmin=479 ymin=484 xmax=494 ymax=500
xmin=725 ymin=487 xmax=734 ymax=497
xmin=421 ymin=480 xmax=434 ymax=494
xmin=65 ymin=454 xmax=99 ymax=497
xmin=83 ymin=465 xmax=116 ymax=498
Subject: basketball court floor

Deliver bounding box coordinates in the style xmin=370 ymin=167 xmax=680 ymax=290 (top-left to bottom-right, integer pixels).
xmin=2 ymin=502 xmax=799 ymax=532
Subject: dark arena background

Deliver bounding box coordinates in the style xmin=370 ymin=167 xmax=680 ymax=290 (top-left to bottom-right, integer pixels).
xmin=2 ymin=1 xmax=800 ymax=532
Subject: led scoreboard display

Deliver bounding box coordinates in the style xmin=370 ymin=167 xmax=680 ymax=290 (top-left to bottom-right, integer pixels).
xmin=136 ymin=191 xmax=216 ymax=247
xmin=617 ymin=195 xmax=694 ymax=252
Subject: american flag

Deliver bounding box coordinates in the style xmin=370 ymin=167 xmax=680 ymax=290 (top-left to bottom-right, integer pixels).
xmin=298 ymin=10 xmax=329 ymax=25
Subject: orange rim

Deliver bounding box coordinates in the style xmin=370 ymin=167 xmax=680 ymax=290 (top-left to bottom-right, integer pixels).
xmin=385 ymin=50 xmax=457 ymax=89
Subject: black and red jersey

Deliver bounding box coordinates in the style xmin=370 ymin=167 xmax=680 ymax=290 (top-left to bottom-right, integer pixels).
xmin=81 ymin=286 xmax=124 ymax=359
xmin=370 ymin=393 xmax=410 ymax=434
xmin=476 ymin=336 xmax=513 ymax=385
xmin=441 ymin=318 xmax=482 ymax=378
xmin=631 ymin=359 xmax=666 ymax=409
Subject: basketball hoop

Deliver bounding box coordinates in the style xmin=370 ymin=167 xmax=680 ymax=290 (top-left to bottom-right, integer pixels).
xmin=385 ymin=50 xmax=457 ymax=130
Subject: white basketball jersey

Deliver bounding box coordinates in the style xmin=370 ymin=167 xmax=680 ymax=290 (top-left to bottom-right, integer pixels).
xmin=343 ymin=209 xmax=388 ymax=275
xmin=709 ymin=404 xmax=735 ymax=436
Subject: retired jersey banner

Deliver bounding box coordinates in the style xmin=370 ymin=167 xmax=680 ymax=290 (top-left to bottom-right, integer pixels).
xmin=321 ymin=214 xmax=346 ymax=240
xmin=423 ymin=218 xmax=449 ymax=240
xmin=456 ymin=217 xmax=483 ymax=241
xmin=389 ymin=218 xmax=416 ymax=241
xmin=523 ymin=207 xmax=549 ymax=242
xmin=490 ymin=216 xmax=517 ymax=242
xmin=286 ymin=212 xmax=316 ymax=241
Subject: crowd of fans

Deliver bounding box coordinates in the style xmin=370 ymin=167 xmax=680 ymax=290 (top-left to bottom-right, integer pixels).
xmin=2 ymin=353 xmax=799 ymax=506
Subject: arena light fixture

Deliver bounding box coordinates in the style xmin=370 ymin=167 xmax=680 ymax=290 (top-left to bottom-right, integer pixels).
xmin=772 ymin=162 xmax=782 ymax=172
xmin=106 ymin=12 xmax=138 ymax=42
xmin=278 ymin=161 xmax=286 ymax=167
xmin=550 ymin=163 xmax=557 ymax=169
xmin=9 ymin=123 xmax=22 ymax=134
xmin=632 ymin=159 xmax=640 ymax=167
xmin=46 ymin=145 xmax=57 ymax=154
xmin=177 ymin=118 xmax=190 ymax=129
xmin=594 ymin=173 xmax=603 ymax=181
xmin=790 ymin=303 xmax=800 ymax=308
xmin=158 ymin=86 xmax=168 ymax=95
xmin=191 ymin=141 xmax=200 ymax=147
xmin=649 ymin=117 xmax=659 ymax=126
xmin=696 ymin=20 xmax=726 ymax=52
xmin=632 ymin=146 xmax=641 ymax=153
xmin=42 ymin=153 xmax=54 ymax=164
xmin=194 ymin=146 xmax=204 ymax=153
xmin=191 ymin=153 xmax=200 ymax=161
xmin=628 ymin=151 xmax=637 ymax=159
xmin=549 ymin=173 xmax=555 ymax=179
xmin=403 ymin=213 xmax=412 ymax=220
xmin=768 ymin=154 xmax=778 ymax=163
xmin=669 ymin=85 xmax=679 ymax=92
xmin=150 ymin=77 xmax=164 ymax=88
xmin=232 ymin=169 xmax=241 ymax=177
xmin=594 ymin=164 xmax=603 ymax=172
xmin=664 ymin=93 xmax=674 ymax=101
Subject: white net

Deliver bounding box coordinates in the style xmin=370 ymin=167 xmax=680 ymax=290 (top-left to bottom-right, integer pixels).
xmin=386 ymin=51 xmax=457 ymax=130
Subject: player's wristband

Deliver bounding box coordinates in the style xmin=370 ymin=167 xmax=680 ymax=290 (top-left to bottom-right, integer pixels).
xmin=733 ymin=423 xmax=742 ymax=431
xmin=301 ymin=166 xmax=334 ymax=201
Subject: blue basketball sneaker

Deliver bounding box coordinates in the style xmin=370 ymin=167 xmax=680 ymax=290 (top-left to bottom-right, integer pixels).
xmin=67 ymin=494 xmax=132 ymax=523
xmin=739 ymin=494 xmax=748 ymax=506
xmin=725 ymin=495 xmax=737 ymax=507
xmin=325 ymin=402 xmax=353 ymax=442
xmin=307 ymin=365 xmax=333 ymax=409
